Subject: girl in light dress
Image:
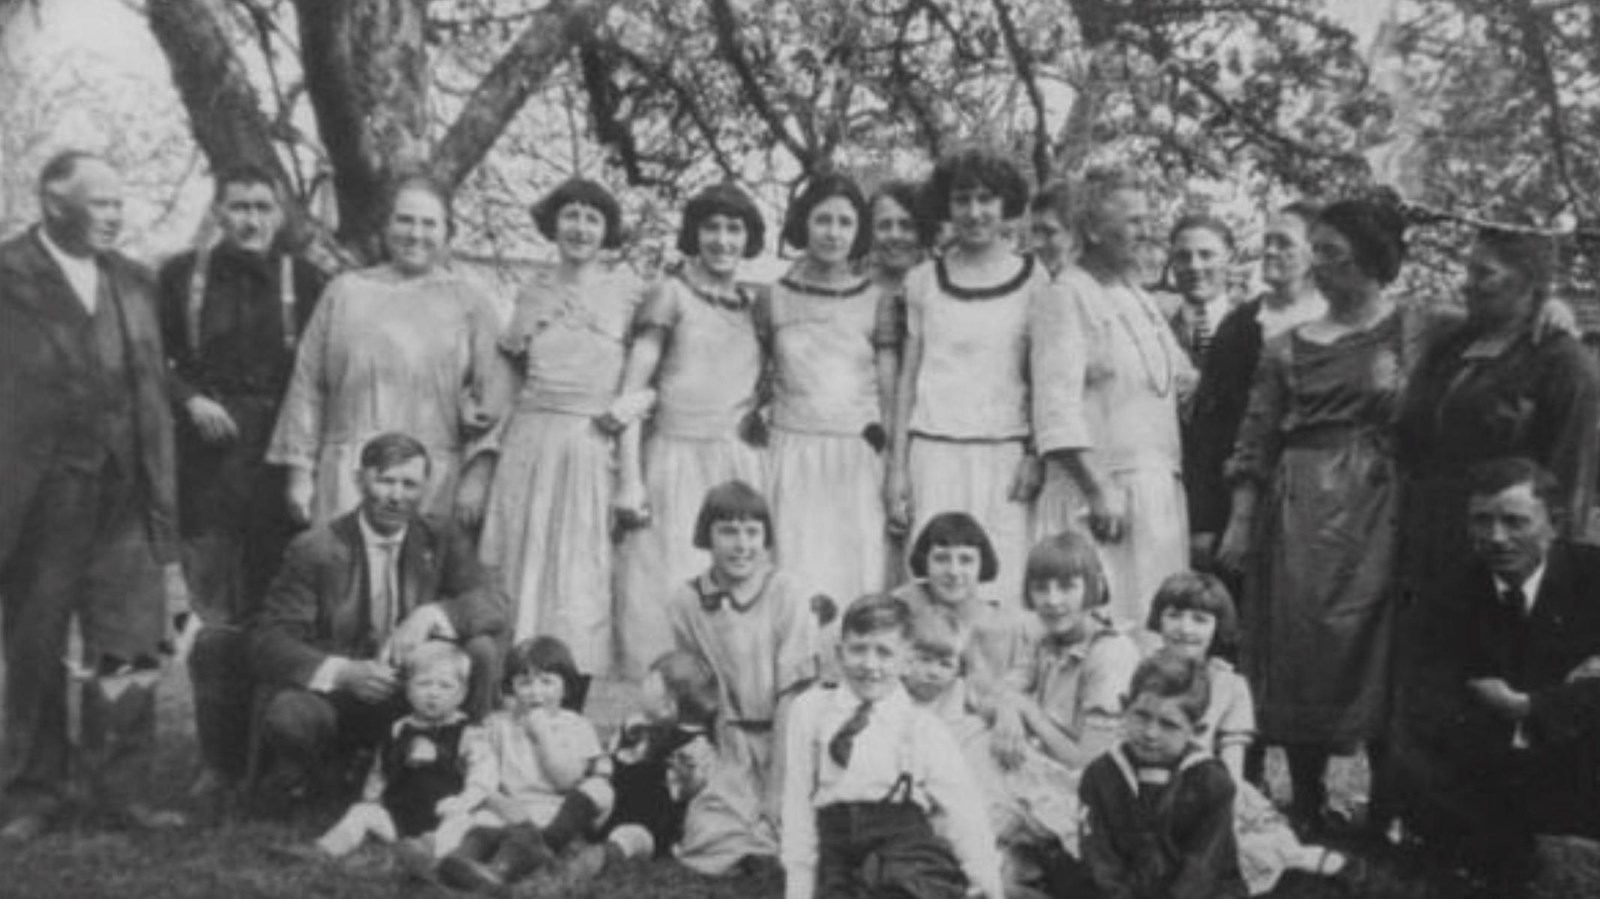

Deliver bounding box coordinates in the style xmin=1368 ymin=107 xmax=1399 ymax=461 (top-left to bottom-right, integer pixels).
xmin=1030 ymin=166 xmax=1194 ymax=631
xmin=269 ymin=175 xmax=500 ymax=525
xmin=460 ymin=179 xmax=642 ymax=675
xmin=612 ymin=184 xmax=769 ymax=679
xmin=1147 ymin=571 xmax=1354 ymax=895
xmin=890 ymin=512 xmax=1035 ymax=710
xmin=761 ymin=173 xmax=897 ymax=616
xmin=886 ymin=147 xmax=1053 ymax=605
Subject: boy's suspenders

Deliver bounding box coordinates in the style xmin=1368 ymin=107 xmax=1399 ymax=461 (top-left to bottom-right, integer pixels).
xmin=186 ymin=247 xmax=299 ymax=355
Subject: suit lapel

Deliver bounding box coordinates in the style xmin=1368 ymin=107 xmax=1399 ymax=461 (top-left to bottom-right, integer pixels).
xmin=331 ymin=512 xmax=369 ymax=623
xmin=1528 ymin=545 xmax=1571 ymax=643
xmin=5 ymin=230 xmax=91 ymax=355
xmin=398 ymin=519 xmax=439 ymax=618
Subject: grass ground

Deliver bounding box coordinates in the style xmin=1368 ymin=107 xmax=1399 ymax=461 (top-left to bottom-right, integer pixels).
xmin=0 ymin=665 xmax=1482 ymax=899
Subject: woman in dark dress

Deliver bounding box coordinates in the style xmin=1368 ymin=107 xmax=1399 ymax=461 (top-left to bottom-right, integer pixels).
xmin=1220 ymin=198 xmax=1410 ymax=834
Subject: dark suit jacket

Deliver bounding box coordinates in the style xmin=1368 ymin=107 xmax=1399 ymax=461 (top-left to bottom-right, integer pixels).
xmin=1454 ymin=541 xmax=1600 ymax=752
xmin=0 ymin=227 xmax=178 ymax=563
xmin=249 ymin=511 xmax=510 ymax=688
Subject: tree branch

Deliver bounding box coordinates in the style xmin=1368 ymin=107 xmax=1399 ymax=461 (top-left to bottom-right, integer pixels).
xmin=989 ymin=0 xmax=1050 ymax=180
xmin=704 ymin=0 xmax=812 ymax=168
xmin=1512 ymin=0 xmax=1592 ymax=217
xmin=433 ymin=0 xmax=612 ymax=191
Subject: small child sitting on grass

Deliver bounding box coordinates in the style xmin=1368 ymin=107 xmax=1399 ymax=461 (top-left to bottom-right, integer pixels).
xmin=307 ymin=641 xmax=492 ymax=861
xmin=1079 ymin=650 xmax=1248 ymax=899
xmin=781 ymin=592 xmax=1004 ymax=899
xmin=436 ymin=636 xmax=613 ymax=894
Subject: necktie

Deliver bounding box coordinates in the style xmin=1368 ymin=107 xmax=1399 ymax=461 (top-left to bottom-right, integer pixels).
xmin=372 ymin=539 xmax=400 ymax=638
xmin=828 ymin=701 xmax=873 ymax=768
xmin=1189 ymin=302 xmax=1212 ymax=362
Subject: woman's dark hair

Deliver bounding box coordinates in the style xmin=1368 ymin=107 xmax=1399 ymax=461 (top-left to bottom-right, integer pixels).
xmin=1021 ymin=531 xmax=1109 ymax=611
xmin=1474 ymin=226 xmax=1555 ymax=309
xmin=1127 ymin=649 xmax=1212 ymax=725
xmin=1278 ymin=201 xmax=1322 ymax=229
xmin=782 ymin=172 xmax=871 ymax=260
xmin=1146 ymin=571 xmax=1240 ymax=656
xmin=1168 ymin=213 xmax=1236 ymax=252
xmin=839 ymin=592 xmax=914 ymax=640
xmin=677 ymin=182 xmax=765 ymax=259
xmin=504 ymin=636 xmax=589 ymax=711
xmin=649 ymin=650 xmax=720 ymax=729
xmin=1317 ymin=196 xmax=1407 ymax=286
xmin=907 ymin=512 xmax=999 ymax=583
xmin=384 ymin=173 xmax=455 ymax=239
xmin=213 ymin=162 xmax=280 ymax=203
xmin=531 ymin=177 xmax=623 ymax=250
xmin=870 ymin=179 xmax=936 ymax=253
xmin=924 ymin=146 xmax=1031 ymax=221
xmin=692 ymin=480 xmax=774 ymax=549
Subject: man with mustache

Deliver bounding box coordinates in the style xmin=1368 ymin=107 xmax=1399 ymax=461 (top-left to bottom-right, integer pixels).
xmin=0 ymin=151 xmax=185 ymax=841
xmin=249 ymin=433 xmax=509 ymax=802
xmin=155 ymin=164 xmax=326 ymax=805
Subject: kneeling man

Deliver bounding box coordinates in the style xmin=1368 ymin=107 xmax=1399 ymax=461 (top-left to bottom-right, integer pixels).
xmin=250 ymin=432 xmax=508 ymax=796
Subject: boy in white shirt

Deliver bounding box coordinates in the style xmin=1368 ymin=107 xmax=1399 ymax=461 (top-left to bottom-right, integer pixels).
xmin=781 ymin=593 xmax=1003 ymax=899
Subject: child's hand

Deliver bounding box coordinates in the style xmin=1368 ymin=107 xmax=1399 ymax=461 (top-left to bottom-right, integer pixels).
xmin=667 ymin=735 xmax=716 ymax=800
xmin=990 ymin=707 xmax=1027 ymax=771
xmin=485 ymin=793 xmax=531 ymax=824
xmin=435 ymin=795 xmax=476 ymax=818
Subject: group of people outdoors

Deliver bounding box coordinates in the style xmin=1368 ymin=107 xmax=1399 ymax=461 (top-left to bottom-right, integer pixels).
xmin=3 ymin=140 xmax=1600 ymax=899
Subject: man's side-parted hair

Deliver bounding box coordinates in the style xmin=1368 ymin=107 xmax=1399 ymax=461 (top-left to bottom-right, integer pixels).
xmin=37 ymin=149 xmax=104 ymax=196
xmin=839 ymin=592 xmax=915 ymax=641
xmin=1127 ymin=649 xmax=1212 ymax=725
xmin=358 ymin=432 xmax=432 ymax=475
xmin=213 ymin=162 xmax=281 ymax=204
xmin=1466 ymin=456 xmax=1562 ymax=518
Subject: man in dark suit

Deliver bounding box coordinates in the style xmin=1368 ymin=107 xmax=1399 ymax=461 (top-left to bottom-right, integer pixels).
xmin=1403 ymin=456 xmax=1600 ymax=890
xmin=156 ymin=163 xmax=326 ymax=798
xmin=0 ymin=151 xmax=185 ymax=842
xmin=250 ymin=432 xmax=508 ymax=796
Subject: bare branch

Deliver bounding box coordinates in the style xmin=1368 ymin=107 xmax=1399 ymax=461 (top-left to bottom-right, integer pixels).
xmin=989 ymin=0 xmax=1050 ymax=179
xmin=704 ymin=0 xmax=813 ymax=169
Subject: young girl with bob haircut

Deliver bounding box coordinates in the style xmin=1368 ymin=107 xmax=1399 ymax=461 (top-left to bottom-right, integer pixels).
xmin=891 ymin=511 xmax=1034 ymax=709
xmin=1147 ymin=572 xmax=1354 ymax=894
xmin=664 ymin=480 xmax=819 ymax=874
xmin=991 ymin=531 xmax=1140 ymax=773
xmin=463 ymin=177 xmax=642 ymax=674
xmin=762 ymin=172 xmax=897 ymax=614
xmin=887 ymin=146 xmax=1052 ymax=606
xmin=612 ymin=183 xmax=770 ymax=678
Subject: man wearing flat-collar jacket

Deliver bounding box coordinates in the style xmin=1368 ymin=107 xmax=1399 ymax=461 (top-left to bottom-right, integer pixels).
xmin=0 ymin=151 xmax=184 ymax=842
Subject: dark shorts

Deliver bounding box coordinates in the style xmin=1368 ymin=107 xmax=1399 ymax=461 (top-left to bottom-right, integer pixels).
xmin=815 ymin=802 xmax=966 ymax=899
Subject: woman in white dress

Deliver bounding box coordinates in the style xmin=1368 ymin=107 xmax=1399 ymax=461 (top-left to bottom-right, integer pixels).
xmin=1030 ymin=166 xmax=1194 ymax=629
xmin=457 ymin=178 xmax=642 ymax=674
xmin=761 ymin=172 xmax=896 ymax=610
xmin=885 ymin=147 xmax=1052 ymax=607
xmin=269 ymin=175 xmax=500 ymax=525
xmin=611 ymin=183 xmax=768 ymax=679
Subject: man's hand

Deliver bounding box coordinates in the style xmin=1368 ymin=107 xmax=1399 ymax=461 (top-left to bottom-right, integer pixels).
xmin=185 ymin=395 xmax=240 ymax=444
xmin=335 ymin=659 xmax=399 ymax=704
xmin=286 ymin=468 xmax=315 ymax=527
xmin=1566 ymin=655 xmax=1600 ymax=683
xmin=1467 ymin=677 xmax=1531 ymax=721
xmin=388 ymin=604 xmax=457 ymax=666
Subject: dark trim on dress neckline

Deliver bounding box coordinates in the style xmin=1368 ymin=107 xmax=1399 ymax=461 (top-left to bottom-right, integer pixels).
xmin=934 ymin=254 xmax=1035 ymax=300
xmin=778 ymin=275 xmax=872 ymax=299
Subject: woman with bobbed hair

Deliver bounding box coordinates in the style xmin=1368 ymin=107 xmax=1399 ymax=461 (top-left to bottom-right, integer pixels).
xmin=457 ymin=177 xmax=642 ymax=673
xmin=269 ymin=174 xmax=501 ymax=525
xmin=1030 ymin=165 xmax=1194 ymax=631
xmin=867 ymin=179 xmax=928 ymax=288
xmin=760 ymin=172 xmax=896 ymax=608
xmin=885 ymin=146 xmax=1051 ymax=605
xmin=1219 ymin=195 xmax=1411 ymax=834
xmin=611 ymin=182 xmax=769 ymax=678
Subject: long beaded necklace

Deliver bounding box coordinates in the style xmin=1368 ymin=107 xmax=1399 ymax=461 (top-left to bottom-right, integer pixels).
xmin=1106 ymin=280 xmax=1175 ymax=397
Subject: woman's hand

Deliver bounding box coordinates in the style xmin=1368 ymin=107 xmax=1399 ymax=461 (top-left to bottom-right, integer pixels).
xmin=1007 ymin=454 xmax=1044 ymax=503
xmin=1533 ymin=297 xmax=1579 ymax=344
xmin=882 ymin=467 xmax=912 ymax=539
xmin=1086 ymin=484 xmax=1127 ymax=544
xmin=453 ymin=462 xmax=492 ymax=531
xmin=185 ymin=396 xmax=239 ymax=444
xmin=286 ymin=467 xmax=315 ymax=527
xmin=1215 ymin=516 xmax=1253 ymax=573
xmin=612 ymin=478 xmax=651 ymax=532
xmin=460 ymin=406 xmax=497 ymax=440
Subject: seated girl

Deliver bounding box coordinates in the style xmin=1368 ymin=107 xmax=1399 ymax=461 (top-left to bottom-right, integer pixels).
xmin=310 ymin=641 xmax=493 ymax=860
xmin=436 ymin=636 xmax=613 ymax=895
xmin=664 ymin=480 xmax=819 ymax=874
xmin=991 ymin=531 xmax=1141 ymax=773
xmin=1147 ymin=572 xmax=1357 ymax=894
xmin=892 ymin=511 xmax=1036 ymax=711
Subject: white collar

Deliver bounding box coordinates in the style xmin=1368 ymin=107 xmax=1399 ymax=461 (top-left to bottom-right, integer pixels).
xmin=827 ymin=679 xmax=911 ymax=716
xmin=1494 ymin=562 xmax=1547 ymax=615
xmin=357 ymin=510 xmax=408 ymax=548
